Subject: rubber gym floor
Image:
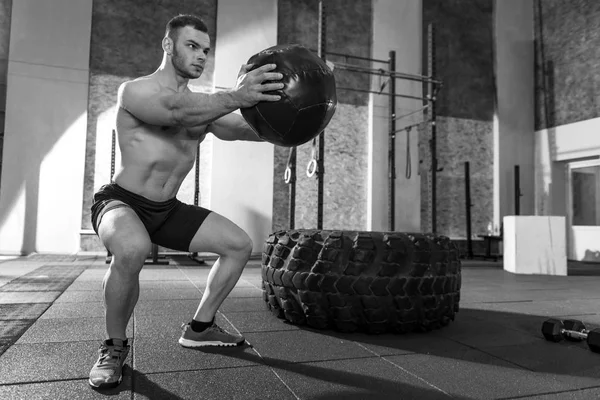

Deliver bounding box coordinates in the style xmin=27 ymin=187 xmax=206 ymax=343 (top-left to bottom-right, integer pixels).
xmin=0 ymin=254 xmax=599 ymax=400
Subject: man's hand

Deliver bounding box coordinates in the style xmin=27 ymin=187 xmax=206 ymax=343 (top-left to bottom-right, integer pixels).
xmin=233 ymin=63 xmax=284 ymax=108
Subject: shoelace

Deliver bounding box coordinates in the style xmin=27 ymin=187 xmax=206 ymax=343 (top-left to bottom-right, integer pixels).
xmin=211 ymin=324 xmax=227 ymax=334
xmin=181 ymin=322 xmax=232 ymax=336
xmin=97 ymin=345 xmax=124 ymax=365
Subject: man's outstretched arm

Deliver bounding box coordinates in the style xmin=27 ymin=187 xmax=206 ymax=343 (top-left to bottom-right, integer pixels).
xmin=207 ymin=113 xmax=264 ymax=142
xmin=119 ymin=64 xmax=283 ymax=128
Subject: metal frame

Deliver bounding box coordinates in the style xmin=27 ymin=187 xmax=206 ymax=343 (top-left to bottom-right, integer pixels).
xmin=188 ymin=143 xmax=207 ymax=265
xmin=388 ymin=51 xmax=397 ymax=230
xmin=316 ymin=0 xmax=327 ymax=229
xmin=105 ymin=129 xmax=117 ymax=264
xmin=333 ymin=61 xmax=441 ymax=86
xmin=284 ymin=1 xmax=442 ymax=233
xmin=464 ymin=162 xmax=473 ymax=259
xmin=426 ymin=24 xmax=440 ymax=234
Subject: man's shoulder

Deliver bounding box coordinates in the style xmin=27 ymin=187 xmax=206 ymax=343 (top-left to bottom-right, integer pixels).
xmin=118 ymin=76 xmax=177 ymax=110
xmin=120 ymin=75 xmax=163 ymax=95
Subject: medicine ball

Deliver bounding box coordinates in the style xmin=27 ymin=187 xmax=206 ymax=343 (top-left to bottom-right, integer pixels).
xmin=240 ymin=44 xmax=337 ymax=147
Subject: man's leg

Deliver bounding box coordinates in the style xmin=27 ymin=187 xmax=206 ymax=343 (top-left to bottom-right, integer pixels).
xmin=98 ymin=203 xmax=152 ymax=339
xmin=90 ymin=202 xmax=151 ymax=389
xmin=181 ymin=212 xmax=252 ymax=347
xmin=190 ymin=212 xmax=252 ymax=321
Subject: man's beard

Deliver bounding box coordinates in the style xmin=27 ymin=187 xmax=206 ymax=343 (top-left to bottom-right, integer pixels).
xmin=172 ymin=48 xmax=200 ymax=79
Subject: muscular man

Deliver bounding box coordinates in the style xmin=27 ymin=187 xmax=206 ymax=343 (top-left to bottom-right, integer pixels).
xmin=88 ymin=14 xmax=283 ymax=389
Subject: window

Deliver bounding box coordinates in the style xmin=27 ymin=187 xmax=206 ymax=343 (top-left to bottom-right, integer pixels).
xmin=571 ymin=165 xmax=600 ymax=226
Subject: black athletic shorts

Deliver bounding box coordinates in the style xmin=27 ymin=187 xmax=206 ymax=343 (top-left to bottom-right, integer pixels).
xmin=90 ymin=182 xmax=212 ymax=252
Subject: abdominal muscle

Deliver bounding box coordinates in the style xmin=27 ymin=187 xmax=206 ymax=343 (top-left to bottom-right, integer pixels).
xmin=112 ymin=110 xmax=206 ymax=202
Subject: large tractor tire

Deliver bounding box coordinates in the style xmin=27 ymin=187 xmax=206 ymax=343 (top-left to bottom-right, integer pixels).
xmin=261 ymin=230 xmax=461 ymax=334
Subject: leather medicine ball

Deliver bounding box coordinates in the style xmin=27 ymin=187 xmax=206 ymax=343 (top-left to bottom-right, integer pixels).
xmin=240 ymin=44 xmax=337 ymax=147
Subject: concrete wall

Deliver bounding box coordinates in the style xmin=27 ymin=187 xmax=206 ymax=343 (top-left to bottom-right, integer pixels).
xmin=422 ymin=0 xmax=495 ymax=238
xmin=494 ymin=0 xmax=535 ymax=230
xmin=533 ymin=0 xmax=600 ymax=261
xmin=273 ymin=0 xmax=371 ymax=232
xmin=533 ymin=0 xmax=600 ymax=218
xmin=368 ymin=0 xmax=422 ymax=233
xmin=534 ymin=0 xmax=600 ymax=131
xmin=210 ymin=0 xmax=276 ymax=253
xmin=80 ymin=0 xmax=217 ymax=252
xmin=0 ymin=0 xmax=92 ymax=254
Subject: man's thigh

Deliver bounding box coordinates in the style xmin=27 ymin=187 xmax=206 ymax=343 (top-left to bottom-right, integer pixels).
xmin=152 ymin=201 xmax=251 ymax=254
xmin=150 ymin=202 xmax=212 ymax=252
xmin=187 ymin=212 xmax=252 ymax=255
xmin=97 ymin=200 xmax=152 ymax=257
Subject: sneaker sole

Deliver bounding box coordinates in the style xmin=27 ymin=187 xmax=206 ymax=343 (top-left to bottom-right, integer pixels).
xmin=88 ymin=376 xmax=122 ymax=390
xmin=178 ymin=337 xmax=244 ymax=348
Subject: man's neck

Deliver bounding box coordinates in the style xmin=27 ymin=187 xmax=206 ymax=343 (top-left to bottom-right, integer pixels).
xmin=156 ymin=57 xmax=189 ymax=91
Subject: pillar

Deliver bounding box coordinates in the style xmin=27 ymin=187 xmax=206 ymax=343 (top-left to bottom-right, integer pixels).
xmin=0 ymin=0 xmax=93 ymax=254
xmin=211 ymin=0 xmax=277 ymax=253
xmin=494 ymin=0 xmax=535 ymax=228
xmin=368 ymin=0 xmax=422 ymax=232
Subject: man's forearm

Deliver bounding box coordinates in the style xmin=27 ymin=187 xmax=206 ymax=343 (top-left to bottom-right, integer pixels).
xmin=209 ymin=113 xmax=264 ymax=142
xmin=169 ymin=91 xmax=241 ymax=127
xmin=236 ymin=121 xmax=263 ymax=142
xmin=227 ymin=115 xmax=264 ymax=142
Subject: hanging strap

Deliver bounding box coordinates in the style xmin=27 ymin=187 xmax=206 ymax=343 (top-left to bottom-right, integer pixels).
xmin=405 ymin=126 xmax=412 ymax=179
xmin=307 ymin=138 xmax=318 ymax=178
xmin=284 ymin=146 xmax=297 ymax=184
xmin=377 ymin=69 xmax=389 ymax=93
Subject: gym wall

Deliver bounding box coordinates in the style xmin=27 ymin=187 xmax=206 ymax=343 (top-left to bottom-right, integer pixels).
xmin=80 ymin=0 xmax=217 ymax=251
xmin=534 ymin=0 xmax=600 ymax=131
xmin=0 ymin=0 xmax=10 ymax=189
xmin=533 ymin=0 xmax=600 ymax=241
xmin=273 ymin=0 xmax=371 ymax=232
xmin=421 ymin=0 xmax=495 ymax=238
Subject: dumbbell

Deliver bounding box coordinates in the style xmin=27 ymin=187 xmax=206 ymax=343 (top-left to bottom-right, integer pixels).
xmin=541 ymin=318 xmax=600 ymax=353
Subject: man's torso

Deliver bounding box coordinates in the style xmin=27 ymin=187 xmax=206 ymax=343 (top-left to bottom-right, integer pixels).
xmin=113 ymin=78 xmax=206 ymax=201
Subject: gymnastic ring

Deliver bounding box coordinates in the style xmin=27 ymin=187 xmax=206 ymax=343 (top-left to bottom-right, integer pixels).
xmin=306 ymin=159 xmax=318 ymax=178
xmin=284 ymin=167 xmax=292 ymax=184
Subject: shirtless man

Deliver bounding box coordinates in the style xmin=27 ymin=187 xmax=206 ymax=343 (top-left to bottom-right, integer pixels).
xmin=88 ymin=14 xmax=284 ymax=389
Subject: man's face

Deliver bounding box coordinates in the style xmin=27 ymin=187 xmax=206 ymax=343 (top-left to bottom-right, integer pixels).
xmin=171 ymin=26 xmax=210 ymax=79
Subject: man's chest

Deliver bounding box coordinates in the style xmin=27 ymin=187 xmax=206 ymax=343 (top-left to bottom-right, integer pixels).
xmin=160 ymin=124 xmax=207 ymax=141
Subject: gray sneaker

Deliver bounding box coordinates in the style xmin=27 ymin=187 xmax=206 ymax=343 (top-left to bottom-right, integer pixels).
xmin=88 ymin=338 xmax=129 ymax=389
xmin=179 ymin=322 xmax=245 ymax=348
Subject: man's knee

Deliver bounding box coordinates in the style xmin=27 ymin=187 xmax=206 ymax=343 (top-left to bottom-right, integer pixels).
xmin=110 ymin=238 xmax=152 ymax=275
xmin=228 ymin=231 xmax=253 ymax=259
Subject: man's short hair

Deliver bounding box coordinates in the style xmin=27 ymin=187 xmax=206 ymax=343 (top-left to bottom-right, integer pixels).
xmin=165 ymin=14 xmax=208 ymax=41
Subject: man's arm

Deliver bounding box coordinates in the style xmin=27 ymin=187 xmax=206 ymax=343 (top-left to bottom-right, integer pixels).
xmin=119 ymin=79 xmax=240 ymax=127
xmin=207 ymin=113 xmax=263 ymax=142
xmin=119 ymin=64 xmax=283 ymax=128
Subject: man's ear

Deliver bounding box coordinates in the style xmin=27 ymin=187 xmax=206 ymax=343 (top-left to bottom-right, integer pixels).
xmin=162 ymin=37 xmax=173 ymax=55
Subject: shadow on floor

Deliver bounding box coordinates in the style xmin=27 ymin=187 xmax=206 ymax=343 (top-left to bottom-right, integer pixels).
xmin=281 ymin=307 xmax=600 ymax=377
xmin=175 ymin=346 xmax=469 ymax=400
xmin=460 ymin=258 xmax=600 ymax=276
